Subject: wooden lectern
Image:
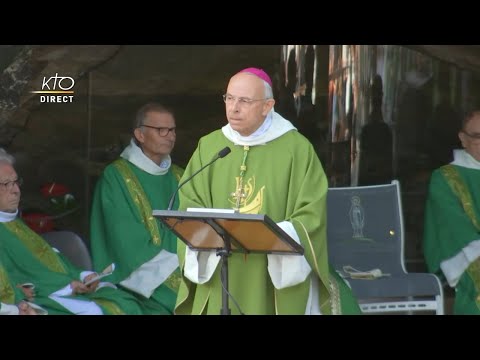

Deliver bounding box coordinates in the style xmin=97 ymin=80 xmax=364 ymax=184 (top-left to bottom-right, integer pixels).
xmin=153 ymin=209 xmax=304 ymax=315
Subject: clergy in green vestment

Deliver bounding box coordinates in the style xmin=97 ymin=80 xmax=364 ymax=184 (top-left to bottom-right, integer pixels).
xmin=424 ymin=110 xmax=480 ymax=314
xmin=0 ymin=148 xmax=148 ymax=315
xmin=175 ymin=68 xmax=361 ymax=315
xmin=90 ymin=102 xmax=184 ymax=315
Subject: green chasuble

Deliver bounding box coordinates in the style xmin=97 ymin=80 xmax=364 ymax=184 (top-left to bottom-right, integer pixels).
xmin=175 ymin=129 xmax=361 ymax=315
xmin=424 ymin=164 xmax=480 ymax=314
xmin=0 ymin=219 xmax=147 ymax=315
xmin=90 ymin=158 xmax=184 ymax=314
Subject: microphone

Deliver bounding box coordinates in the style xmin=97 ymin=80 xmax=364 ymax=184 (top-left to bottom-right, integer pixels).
xmin=167 ymin=146 xmax=231 ymax=211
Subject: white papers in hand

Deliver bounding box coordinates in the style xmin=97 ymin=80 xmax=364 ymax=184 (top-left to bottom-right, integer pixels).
xmin=84 ymin=263 xmax=115 ymax=286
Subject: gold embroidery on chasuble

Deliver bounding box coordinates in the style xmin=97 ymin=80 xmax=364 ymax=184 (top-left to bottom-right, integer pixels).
xmin=164 ymin=271 xmax=182 ymax=292
xmin=441 ymin=165 xmax=480 ymax=230
xmin=328 ymin=273 xmax=342 ymax=315
xmin=0 ymin=265 xmax=15 ymax=303
xmin=467 ymin=259 xmax=480 ymax=305
xmin=113 ymin=159 xmax=161 ymax=246
xmin=5 ymin=221 xmax=66 ymax=273
xmin=229 ymin=145 xmax=266 ymax=214
xmin=229 ymin=176 xmax=265 ymax=215
xmin=93 ymin=298 xmax=125 ymax=315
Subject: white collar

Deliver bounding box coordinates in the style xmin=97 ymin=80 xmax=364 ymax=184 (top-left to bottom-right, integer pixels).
xmin=221 ymin=111 xmax=297 ymax=146
xmin=451 ymin=149 xmax=480 ymax=170
xmin=120 ymin=139 xmax=171 ymax=175
xmin=0 ymin=209 xmax=18 ymax=223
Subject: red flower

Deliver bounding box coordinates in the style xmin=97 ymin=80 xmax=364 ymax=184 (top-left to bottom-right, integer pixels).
xmin=21 ymin=212 xmax=54 ymax=233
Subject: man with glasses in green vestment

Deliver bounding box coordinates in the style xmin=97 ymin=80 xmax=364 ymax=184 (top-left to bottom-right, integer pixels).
xmin=0 ymin=148 xmax=148 ymax=315
xmin=425 ymin=110 xmax=480 ymax=314
xmin=90 ymin=103 xmax=183 ymax=314
xmin=175 ymin=68 xmax=361 ymax=315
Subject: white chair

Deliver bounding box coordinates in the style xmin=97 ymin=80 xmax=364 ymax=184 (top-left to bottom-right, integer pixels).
xmin=41 ymin=230 xmax=93 ymax=270
xmin=327 ymin=180 xmax=444 ymax=315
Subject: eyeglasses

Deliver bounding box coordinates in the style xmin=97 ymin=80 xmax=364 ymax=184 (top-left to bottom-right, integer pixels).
xmin=222 ymin=94 xmax=267 ymax=106
xmin=0 ymin=178 xmax=23 ymax=191
xmin=141 ymin=125 xmax=176 ymax=137
xmin=462 ymin=130 xmax=480 ymax=142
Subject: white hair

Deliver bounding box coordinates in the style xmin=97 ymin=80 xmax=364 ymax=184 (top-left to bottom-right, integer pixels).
xmin=0 ymin=148 xmax=15 ymax=165
xmin=263 ymin=81 xmax=273 ymax=99
xmin=262 ymin=80 xmax=274 ymax=114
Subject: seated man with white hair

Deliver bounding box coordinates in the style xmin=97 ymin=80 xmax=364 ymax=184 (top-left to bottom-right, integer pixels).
xmin=0 ymin=147 xmax=147 ymax=315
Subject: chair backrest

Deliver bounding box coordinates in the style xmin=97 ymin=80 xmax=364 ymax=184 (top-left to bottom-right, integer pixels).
xmin=41 ymin=231 xmax=93 ymax=270
xmin=327 ymin=180 xmax=406 ymax=275
xmin=327 ymin=180 xmax=444 ymax=314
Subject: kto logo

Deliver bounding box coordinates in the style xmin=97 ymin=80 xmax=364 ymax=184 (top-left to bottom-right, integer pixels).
xmin=30 ymin=73 xmax=75 ymax=103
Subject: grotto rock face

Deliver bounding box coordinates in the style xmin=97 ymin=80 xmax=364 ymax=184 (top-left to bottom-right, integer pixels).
xmin=1 ymin=45 xmax=279 ymax=151
xmin=1 ymin=45 xmax=123 ymax=146
xmin=0 ymin=45 xmax=279 ymax=158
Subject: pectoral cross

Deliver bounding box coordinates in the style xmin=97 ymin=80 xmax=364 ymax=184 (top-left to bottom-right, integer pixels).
xmin=231 ymin=173 xmax=247 ymax=210
xmin=231 ymin=146 xmax=250 ymax=210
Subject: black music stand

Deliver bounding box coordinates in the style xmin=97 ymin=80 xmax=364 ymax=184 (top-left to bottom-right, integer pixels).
xmin=153 ymin=209 xmax=304 ymax=315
